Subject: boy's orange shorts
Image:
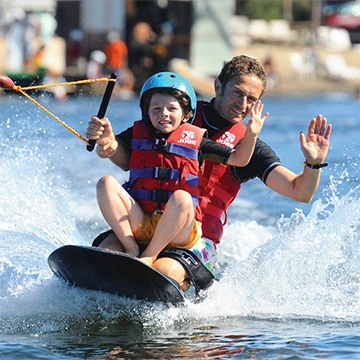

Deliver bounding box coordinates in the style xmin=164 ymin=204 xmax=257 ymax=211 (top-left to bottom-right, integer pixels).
xmin=133 ymin=211 xmax=202 ymax=249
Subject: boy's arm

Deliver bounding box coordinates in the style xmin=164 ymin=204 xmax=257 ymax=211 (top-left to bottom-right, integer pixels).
xmin=227 ymin=99 xmax=269 ymax=167
xmin=227 ymin=130 xmax=257 ymax=166
xmin=86 ymin=116 xmax=130 ymax=170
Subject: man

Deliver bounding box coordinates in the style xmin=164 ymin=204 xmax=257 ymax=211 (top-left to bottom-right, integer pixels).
xmin=86 ymin=55 xmax=332 ymax=292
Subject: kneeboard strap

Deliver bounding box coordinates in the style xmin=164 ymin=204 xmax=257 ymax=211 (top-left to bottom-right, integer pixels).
xmin=158 ymin=248 xmax=215 ymax=294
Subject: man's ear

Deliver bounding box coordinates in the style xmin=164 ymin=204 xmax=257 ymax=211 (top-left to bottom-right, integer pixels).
xmin=214 ymin=78 xmax=222 ymax=96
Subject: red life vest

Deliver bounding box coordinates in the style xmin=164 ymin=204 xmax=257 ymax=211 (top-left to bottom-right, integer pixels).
xmin=193 ymin=101 xmax=247 ymax=244
xmin=125 ymin=120 xmax=206 ymax=220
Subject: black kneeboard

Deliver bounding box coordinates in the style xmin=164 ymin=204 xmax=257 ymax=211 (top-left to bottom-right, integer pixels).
xmin=48 ymin=245 xmax=185 ymax=305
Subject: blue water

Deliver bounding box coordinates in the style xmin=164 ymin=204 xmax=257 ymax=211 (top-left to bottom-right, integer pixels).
xmin=0 ymin=90 xmax=359 ymax=359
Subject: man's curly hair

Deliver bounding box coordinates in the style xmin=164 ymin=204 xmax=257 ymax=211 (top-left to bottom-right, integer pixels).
xmin=218 ymin=55 xmax=267 ymax=96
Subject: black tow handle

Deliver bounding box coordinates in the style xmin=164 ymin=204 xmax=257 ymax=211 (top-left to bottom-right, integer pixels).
xmin=86 ymin=73 xmax=117 ymax=152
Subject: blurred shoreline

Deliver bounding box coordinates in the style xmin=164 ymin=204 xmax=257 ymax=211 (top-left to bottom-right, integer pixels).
xmin=171 ymin=44 xmax=360 ymax=99
xmin=2 ymin=43 xmax=360 ymax=99
xmin=236 ymin=44 xmax=360 ymax=97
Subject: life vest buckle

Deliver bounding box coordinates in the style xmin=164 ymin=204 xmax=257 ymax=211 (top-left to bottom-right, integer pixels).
xmin=155 ymin=167 xmax=171 ymax=179
xmin=153 ymin=138 xmax=169 ymax=152
xmin=151 ymin=189 xmax=170 ymax=203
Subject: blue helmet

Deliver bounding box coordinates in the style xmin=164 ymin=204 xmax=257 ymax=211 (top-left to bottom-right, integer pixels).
xmin=139 ymin=72 xmax=197 ymax=122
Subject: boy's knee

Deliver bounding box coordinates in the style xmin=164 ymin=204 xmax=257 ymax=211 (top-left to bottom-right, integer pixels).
xmin=96 ymin=175 xmax=115 ymax=192
xmin=169 ymin=190 xmax=193 ymax=212
xmin=172 ymin=190 xmax=192 ymax=205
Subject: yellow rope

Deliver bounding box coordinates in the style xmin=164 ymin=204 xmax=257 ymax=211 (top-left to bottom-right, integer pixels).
xmin=13 ymin=85 xmax=89 ymax=144
xmin=21 ymin=77 xmax=115 ymax=91
xmin=11 ymin=77 xmax=116 ymax=145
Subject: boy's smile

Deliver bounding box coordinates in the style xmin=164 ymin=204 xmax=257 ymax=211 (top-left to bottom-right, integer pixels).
xmin=148 ymin=93 xmax=185 ymax=133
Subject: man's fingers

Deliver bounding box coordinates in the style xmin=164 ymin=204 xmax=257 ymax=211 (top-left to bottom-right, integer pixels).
xmin=324 ymin=123 xmax=332 ymax=140
xmin=299 ymin=131 xmax=306 ymax=148
xmin=319 ymin=117 xmax=327 ymax=136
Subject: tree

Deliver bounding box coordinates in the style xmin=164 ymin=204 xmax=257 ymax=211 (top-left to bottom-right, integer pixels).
xmin=235 ymin=0 xmax=312 ymax=22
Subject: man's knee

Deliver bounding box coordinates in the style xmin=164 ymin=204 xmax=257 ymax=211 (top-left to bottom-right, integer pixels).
xmin=153 ymin=257 xmax=189 ymax=291
xmin=98 ymin=233 xmax=124 ymax=252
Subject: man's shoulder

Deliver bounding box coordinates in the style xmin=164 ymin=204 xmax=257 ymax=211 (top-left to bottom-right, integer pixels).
xmin=232 ymin=139 xmax=280 ymax=183
xmin=254 ymin=138 xmax=274 ymax=152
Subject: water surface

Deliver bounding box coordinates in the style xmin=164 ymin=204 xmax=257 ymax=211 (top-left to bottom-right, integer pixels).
xmin=0 ymin=91 xmax=359 ymax=359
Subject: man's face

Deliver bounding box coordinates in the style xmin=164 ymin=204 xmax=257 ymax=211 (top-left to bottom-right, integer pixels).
xmin=214 ymin=74 xmax=264 ymax=124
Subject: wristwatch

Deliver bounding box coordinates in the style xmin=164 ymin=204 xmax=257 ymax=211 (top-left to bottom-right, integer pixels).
xmin=304 ymin=162 xmax=328 ymax=169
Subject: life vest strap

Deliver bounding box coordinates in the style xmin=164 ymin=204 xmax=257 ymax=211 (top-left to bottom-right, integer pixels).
xmin=125 ymin=167 xmax=199 ymax=190
xmin=199 ymin=182 xmax=234 ymax=210
xmin=126 ymin=167 xmax=181 ymax=188
xmin=202 ymin=203 xmax=228 ymax=226
xmin=202 ymin=203 xmax=223 ymax=219
xmin=212 ymin=184 xmax=234 ymax=204
xmin=131 ymin=139 xmax=199 ymax=160
xmin=129 ymin=188 xmax=199 ymax=206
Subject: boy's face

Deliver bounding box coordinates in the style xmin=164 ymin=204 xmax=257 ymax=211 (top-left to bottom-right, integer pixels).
xmin=148 ymin=93 xmax=185 ymax=134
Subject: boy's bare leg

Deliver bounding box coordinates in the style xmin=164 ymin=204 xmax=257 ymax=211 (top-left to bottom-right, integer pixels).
xmin=96 ymin=175 xmax=143 ymax=257
xmin=140 ymin=190 xmax=195 ymax=266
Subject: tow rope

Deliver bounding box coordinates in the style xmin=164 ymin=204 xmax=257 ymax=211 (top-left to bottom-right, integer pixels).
xmin=0 ymin=73 xmax=117 ymax=149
